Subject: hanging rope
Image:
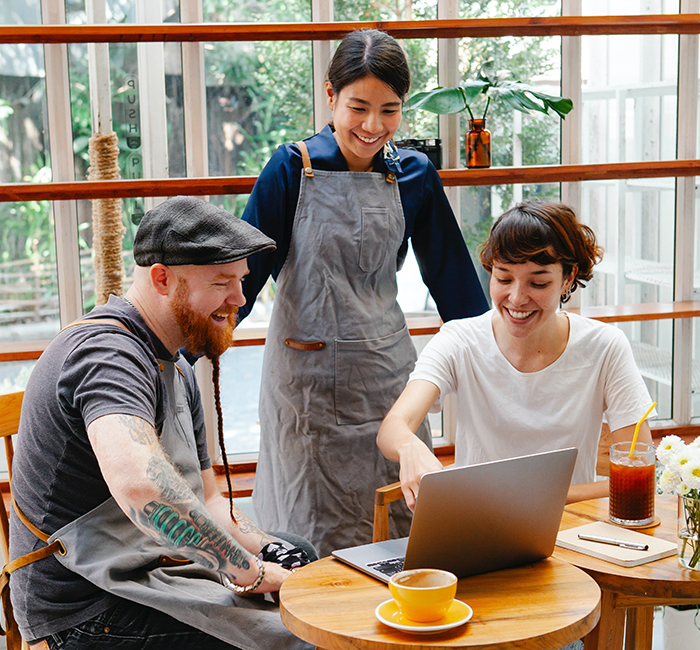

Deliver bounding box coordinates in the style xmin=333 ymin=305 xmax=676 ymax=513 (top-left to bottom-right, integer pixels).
xmin=88 ymin=132 xmax=124 ymax=304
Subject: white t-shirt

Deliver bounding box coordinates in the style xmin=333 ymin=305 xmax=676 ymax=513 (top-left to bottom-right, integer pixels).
xmin=409 ymin=310 xmax=655 ymax=485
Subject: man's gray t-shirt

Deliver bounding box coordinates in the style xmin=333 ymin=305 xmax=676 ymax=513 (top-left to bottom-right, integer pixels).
xmin=9 ymin=296 xmax=211 ymax=642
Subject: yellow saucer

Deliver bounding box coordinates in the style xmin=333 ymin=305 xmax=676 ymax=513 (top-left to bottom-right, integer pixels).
xmin=375 ymin=599 xmax=473 ymax=634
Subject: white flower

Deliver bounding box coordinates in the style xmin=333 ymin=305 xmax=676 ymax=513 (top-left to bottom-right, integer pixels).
xmin=659 ymin=467 xmax=680 ymax=494
xmin=689 ymin=436 xmax=700 ymax=449
xmin=676 ymin=448 xmax=695 ymax=472
xmin=681 ymin=460 xmax=700 ymax=491
xmin=678 ymin=482 xmax=692 ymax=496
xmin=657 ymin=435 xmax=685 ymax=465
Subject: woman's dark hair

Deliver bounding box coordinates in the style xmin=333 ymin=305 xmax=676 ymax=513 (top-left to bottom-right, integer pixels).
xmin=479 ymin=200 xmax=603 ymax=303
xmin=326 ymin=29 xmax=411 ymax=100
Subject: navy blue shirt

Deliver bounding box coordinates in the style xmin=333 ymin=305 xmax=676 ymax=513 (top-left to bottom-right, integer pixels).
xmin=241 ymin=125 xmax=488 ymax=322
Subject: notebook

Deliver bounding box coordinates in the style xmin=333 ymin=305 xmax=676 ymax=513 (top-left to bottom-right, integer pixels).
xmin=556 ymin=521 xmax=677 ymax=567
xmin=332 ymin=447 xmax=578 ymax=583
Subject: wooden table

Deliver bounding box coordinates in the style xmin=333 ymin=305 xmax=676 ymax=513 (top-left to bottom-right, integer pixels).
xmin=279 ymin=555 xmax=601 ymax=649
xmin=555 ymin=494 xmax=700 ymax=650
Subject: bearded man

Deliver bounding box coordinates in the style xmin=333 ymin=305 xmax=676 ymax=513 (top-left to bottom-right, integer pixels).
xmin=6 ymin=196 xmax=314 ymax=650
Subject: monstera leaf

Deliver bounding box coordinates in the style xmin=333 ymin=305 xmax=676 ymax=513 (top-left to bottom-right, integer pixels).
xmin=406 ymin=61 xmax=573 ymax=121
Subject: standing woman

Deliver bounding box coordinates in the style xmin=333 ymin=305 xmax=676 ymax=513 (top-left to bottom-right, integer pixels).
xmin=241 ymin=29 xmax=488 ymax=557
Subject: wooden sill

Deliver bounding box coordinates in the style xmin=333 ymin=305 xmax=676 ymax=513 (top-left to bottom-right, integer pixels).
xmin=563 ymin=301 xmax=700 ymax=323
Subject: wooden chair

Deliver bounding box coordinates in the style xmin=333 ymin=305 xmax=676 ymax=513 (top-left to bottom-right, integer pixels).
xmin=373 ymin=425 xmax=613 ymax=543
xmin=0 ymin=390 xmax=30 ymax=650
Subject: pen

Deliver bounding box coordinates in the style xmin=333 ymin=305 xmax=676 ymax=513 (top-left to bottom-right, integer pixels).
xmin=577 ymin=533 xmax=649 ymax=551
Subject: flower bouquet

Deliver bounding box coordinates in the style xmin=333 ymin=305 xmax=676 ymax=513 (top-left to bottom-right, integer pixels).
xmin=657 ymin=435 xmax=700 ymax=569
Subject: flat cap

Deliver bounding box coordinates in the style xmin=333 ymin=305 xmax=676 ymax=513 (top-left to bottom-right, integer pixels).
xmin=133 ymin=196 xmax=276 ymax=267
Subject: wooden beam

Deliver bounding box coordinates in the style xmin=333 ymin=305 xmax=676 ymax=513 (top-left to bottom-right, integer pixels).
xmin=564 ymin=301 xmax=700 ymax=323
xmin=0 ymin=340 xmax=51 ymax=362
xmin=2 ymin=15 xmax=700 ymax=44
xmin=2 ymin=160 xmax=700 ymax=203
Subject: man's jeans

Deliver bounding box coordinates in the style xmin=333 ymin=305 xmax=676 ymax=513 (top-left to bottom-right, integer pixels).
xmin=44 ymin=598 xmax=241 ymax=649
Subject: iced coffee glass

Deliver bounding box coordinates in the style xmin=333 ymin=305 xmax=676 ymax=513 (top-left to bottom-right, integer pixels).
xmin=609 ymin=441 xmax=656 ymax=527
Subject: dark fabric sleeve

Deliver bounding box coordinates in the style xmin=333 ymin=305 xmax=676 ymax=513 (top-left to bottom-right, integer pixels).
xmin=239 ymin=144 xmax=302 ymax=321
xmin=61 ymin=330 xmax=162 ymax=431
xmin=410 ymin=163 xmax=489 ymax=322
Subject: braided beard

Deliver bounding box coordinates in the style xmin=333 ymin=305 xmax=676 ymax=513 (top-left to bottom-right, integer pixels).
xmin=170 ymin=277 xmax=236 ymax=360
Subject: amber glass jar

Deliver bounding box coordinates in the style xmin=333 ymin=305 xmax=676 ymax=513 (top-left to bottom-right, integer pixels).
xmin=466 ymin=118 xmax=491 ymax=168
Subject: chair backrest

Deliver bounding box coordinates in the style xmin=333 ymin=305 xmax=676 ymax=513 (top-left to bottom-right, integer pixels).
xmin=0 ymin=391 xmax=23 ymax=563
xmin=0 ymin=391 xmax=29 ymax=650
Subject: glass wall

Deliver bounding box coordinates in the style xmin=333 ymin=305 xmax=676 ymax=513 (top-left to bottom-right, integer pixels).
xmin=1 ymin=2 xmax=699 ymax=447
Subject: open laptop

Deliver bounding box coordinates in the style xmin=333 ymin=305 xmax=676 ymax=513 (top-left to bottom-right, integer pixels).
xmin=332 ymin=447 xmax=578 ymax=583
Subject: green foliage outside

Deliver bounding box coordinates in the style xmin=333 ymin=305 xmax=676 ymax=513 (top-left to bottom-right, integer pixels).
xmin=0 ymin=0 xmax=565 ymax=307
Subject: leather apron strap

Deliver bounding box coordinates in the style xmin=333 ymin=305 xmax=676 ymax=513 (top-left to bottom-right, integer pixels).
xmin=0 ymin=498 xmax=63 ymax=647
xmin=295 ymin=139 xmax=396 ymax=183
xmin=296 ymin=140 xmax=314 ymax=178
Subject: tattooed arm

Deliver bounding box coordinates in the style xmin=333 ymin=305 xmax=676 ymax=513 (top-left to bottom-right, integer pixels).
xmin=87 ymin=413 xmax=288 ymax=592
xmin=201 ymin=468 xmax=282 ymax=555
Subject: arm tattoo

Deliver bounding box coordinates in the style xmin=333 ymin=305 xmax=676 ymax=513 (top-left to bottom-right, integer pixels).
xmin=128 ymin=452 xmax=252 ymax=577
xmin=146 ymin=457 xmax=193 ymax=506
xmin=117 ymin=414 xmax=157 ymax=446
xmin=236 ymin=511 xmax=279 ymax=548
xmin=138 ymin=501 xmax=252 ymax=573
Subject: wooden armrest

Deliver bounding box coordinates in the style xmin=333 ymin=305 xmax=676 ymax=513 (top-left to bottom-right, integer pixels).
xmin=373 ymin=481 xmax=404 ymax=543
xmin=374 ymin=481 xmax=403 ymax=506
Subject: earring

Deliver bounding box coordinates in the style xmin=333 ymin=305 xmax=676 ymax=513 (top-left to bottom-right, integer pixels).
xmin=561 ymin=286 xmax=573 ymax=302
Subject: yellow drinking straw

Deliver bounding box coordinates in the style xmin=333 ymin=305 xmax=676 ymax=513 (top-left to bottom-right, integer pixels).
xmin=628 ymin=401 xmax=657 ymax=458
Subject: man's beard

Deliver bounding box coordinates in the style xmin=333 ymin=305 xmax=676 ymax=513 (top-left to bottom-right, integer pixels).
xmin=171 ymin=278 xmax=236 ymax=360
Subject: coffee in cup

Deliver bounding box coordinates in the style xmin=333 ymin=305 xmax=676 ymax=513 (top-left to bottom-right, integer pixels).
xmin=388 ymin=568 xmax=457 ymax=623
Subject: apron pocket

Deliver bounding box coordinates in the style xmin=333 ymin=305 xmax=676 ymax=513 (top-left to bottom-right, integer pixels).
xmin=334 ymin=326 xmax=415 ymax=425
xmin=360 ymin=207 xmax=393 ymax=273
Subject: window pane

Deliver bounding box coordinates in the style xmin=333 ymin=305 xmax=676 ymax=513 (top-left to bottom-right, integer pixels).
xmin=204 ymin=40 xmax=314 ymax=178
xmin=582 ymin=0 xmax=679 ymax=15
xmin=0 ymin=6 xmax=59 ymax=342
xmin=581 ymin=31 xmax=678 ymax=164
xmin=460 ymin=0 xmax=561 ymax=19
xmin=579 ymin=179 xmax=676 ymax=420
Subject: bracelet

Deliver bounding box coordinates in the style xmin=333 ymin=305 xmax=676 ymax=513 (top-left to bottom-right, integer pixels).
xmin=222 ymin=556 xmax=265 ymax=595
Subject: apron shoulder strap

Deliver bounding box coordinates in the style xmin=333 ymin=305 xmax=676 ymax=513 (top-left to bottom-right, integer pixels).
xmin=61 ymin=318 xmax=131 ymax=334
xmin=295 ymin=140 xmax=314 ymax=178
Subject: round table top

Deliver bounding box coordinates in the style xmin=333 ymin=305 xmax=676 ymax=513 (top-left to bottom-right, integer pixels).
xmin=555 ymin=494 xmax=700 ymax=600
xmin=279 ymin=555 xmax=601 ymax=650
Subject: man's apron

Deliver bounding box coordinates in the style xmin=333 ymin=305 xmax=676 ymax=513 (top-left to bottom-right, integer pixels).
xmin=253 ymin=142 xmax=431 ymax=557
xmin=9 ymin=330 xmax=311 ymax=650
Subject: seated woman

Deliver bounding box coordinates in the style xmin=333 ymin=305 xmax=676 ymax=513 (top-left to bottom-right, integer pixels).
xmin=377 ymin=200 xmax=655 ymax=510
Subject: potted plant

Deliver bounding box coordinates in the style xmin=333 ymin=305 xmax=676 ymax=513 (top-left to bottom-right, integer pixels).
xmin=406 ymin=61 xmax=574 ymax=168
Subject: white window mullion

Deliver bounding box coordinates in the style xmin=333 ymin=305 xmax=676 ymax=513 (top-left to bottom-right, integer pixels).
xmin=87 ymin=0 xmax=112 ymax=134
xmin=136 ymin=0 xmax=169 ymax=212
xmin=180 ymin=0 xmax=219 ymax=459
xmin=673 ymin=0 xmax=699 ymax=425
xmin=41 ymin=0 xmax=83 ymax=326
xmin=312 ymin=0 xmax=333 ymax=133
xmin=561 ymin=0 xmax=582 ymax=250
xmin=436 ymin=0 xmax=460 ymax=446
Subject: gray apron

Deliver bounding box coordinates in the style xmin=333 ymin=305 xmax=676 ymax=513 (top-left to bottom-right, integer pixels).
xmin=253 ymin=142 xmax=431 ymax=557
xmin=45 ymin=357 xmax=311 ymax=650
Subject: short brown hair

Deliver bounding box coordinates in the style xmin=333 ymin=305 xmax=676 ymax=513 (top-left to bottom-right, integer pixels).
xmin=479 ymin=201 xmax=603 ymax=303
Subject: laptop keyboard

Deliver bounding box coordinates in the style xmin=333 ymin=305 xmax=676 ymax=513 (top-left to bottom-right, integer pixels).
xmin=367 ymin=556 xmax=405 ymax=577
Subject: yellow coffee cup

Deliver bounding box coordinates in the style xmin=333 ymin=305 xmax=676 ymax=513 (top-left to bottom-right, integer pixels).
xmin=388 ymin=568 xmax=458 ymax=623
